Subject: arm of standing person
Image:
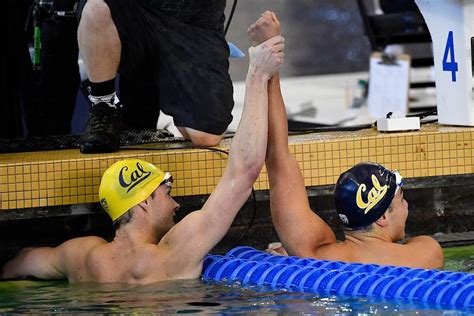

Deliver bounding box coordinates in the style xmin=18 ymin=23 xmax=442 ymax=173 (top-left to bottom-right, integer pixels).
xmin=159 ymin=35 xmax=285 ymax=275
xmin=251 ymin=12 xmax=337 ymax=258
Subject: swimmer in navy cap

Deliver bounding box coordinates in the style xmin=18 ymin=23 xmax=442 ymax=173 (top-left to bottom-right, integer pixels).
xmin=335 ymin=162 xmax=404 ymax=231
xmin=267 ymin=160 xmax=442 ymax=268
xmin=255 ymin=13 xmax=443 ymax=269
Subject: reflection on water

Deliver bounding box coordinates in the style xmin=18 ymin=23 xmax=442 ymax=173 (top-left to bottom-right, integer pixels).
xmin=0 ymin=278 xmax=470 ymax=314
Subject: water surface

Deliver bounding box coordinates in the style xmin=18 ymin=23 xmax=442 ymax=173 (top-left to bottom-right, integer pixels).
xmin=0 ymin=246 xmax=471 ymax=314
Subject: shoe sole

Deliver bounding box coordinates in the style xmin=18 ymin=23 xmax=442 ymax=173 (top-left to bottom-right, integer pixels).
xmin=79 ymin=142 xmax=119 ymax=154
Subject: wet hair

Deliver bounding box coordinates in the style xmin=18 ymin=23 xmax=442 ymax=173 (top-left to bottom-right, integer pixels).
xmin=345 ymin=203 xmax=395 ymax=233
xmin=113 ymin=209 xmax=135 ymax=230
xmin=344 ymin=223 xmax=373 ymax=233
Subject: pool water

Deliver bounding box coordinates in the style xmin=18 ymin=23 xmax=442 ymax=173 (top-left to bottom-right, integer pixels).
xmin=0 ymin=246 xmax=471 ymax=314
xmin=443 ymin=245 xmax=474 ymax=273
xmin=0 ymin=279 xmax=470 ymax=314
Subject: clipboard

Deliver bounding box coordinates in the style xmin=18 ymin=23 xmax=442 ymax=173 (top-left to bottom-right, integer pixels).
xmin=367 ymin=52 xmax=411 ymax=118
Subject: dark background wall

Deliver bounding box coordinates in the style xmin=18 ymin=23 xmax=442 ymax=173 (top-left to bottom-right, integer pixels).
xmin=225 ymin=0 xmax=373 ymax=81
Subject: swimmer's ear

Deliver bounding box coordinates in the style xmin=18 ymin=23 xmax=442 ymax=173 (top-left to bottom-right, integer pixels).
xmin=137 ymin=197 xmax=151 ymax=213
xmin=374 ymin=214 xmax=388 ymax=228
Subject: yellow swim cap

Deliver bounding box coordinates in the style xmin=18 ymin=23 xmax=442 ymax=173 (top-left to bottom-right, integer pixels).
xmin=99 ymin=159 xmax=171 ymax=221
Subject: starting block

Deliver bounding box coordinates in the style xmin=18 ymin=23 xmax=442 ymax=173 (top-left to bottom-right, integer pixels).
xmin=415 ymin=0 xmax=474 ymax=126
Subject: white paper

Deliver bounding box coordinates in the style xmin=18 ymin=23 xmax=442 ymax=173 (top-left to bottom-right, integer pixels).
xmin=368 ymin=53 xmax=410 ymax=119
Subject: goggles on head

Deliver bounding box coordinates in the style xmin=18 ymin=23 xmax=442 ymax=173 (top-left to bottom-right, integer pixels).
xmin=160 ymin=172 xmax=173 ymax=187
xmin=393 ymin=170 xmax=404 ymax=194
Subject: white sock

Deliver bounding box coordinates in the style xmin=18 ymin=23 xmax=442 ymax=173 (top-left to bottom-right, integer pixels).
xmin=88 ymin=92 xmax=121 ymax=108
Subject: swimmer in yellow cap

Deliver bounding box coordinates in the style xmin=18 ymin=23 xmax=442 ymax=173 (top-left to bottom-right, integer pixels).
xmin=2 ymin=30 xmax=286 ymax=283
xmin=249 ymin=12 xmax=443 ymax=269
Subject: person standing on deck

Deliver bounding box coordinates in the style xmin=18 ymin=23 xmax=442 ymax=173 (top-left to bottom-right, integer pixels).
xmin=77 ymin=0 xmax=235 ymax=153
xmin=2 ymin=32 xmax=285 ymax=283
xmin=249 ymin=12 xmax=443 ymax=269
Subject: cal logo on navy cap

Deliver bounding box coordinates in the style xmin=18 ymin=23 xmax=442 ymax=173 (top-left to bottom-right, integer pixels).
xmin=334 ymin=162 xmax=400 ymax=230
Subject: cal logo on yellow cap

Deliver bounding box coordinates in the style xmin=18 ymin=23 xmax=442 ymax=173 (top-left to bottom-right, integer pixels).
xmin=99 ymin=159 xmax=169 ymax=221
xmin=118 ymin=161 xmax=152 ymax=193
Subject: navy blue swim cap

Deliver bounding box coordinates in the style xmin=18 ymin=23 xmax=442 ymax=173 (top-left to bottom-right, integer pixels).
xmin=334 ymin=162 xmax=403 ymax=230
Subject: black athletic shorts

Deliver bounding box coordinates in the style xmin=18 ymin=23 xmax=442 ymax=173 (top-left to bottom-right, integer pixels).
xmin=103 ymin=0 xmax=234 ymax=135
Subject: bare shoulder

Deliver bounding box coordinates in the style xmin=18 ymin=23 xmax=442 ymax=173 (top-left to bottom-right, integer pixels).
xmin=404 ymin=235 xmax=443 ymax=259
xmin=60 ymin=237 xmax=109 ymax=282
xmin=58 ymin=236 xmax=108 ymax=262
xmin=60 ymin=236 xmax=107 ymax=249
xmin=405 ymin=235 xmax=440 ymax=245
xmin=315 ymin=238 xmax=443 ymax=269
xmin=380 ymin=236 xmax=444 ymax=269
xmin=404 ymin=235 xmax=443 ymax=254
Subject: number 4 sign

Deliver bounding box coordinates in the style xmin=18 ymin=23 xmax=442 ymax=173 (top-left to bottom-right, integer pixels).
xmin=415 ymin=0 xmax=474 ymax=126
xmin=443 ymin=31 xmax=458 ymax=82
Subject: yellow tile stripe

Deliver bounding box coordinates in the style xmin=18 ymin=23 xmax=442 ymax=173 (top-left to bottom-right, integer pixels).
xmin=0 ymin=123 xmax=473 ymax=210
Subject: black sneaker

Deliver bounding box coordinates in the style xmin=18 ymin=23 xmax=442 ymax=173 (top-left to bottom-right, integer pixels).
xmin=79 ymin=103 xmax=122 ymax=153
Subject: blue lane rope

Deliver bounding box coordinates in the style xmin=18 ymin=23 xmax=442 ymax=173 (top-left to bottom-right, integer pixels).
xmin=202 ymin=247 xmax=473 ymax=309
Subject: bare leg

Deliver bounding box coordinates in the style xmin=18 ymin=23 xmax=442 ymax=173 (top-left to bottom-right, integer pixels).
xmin=79 ymin=0 xmax=224 ymax=149
xmin=77 ymin=0 xmax=122 ymax=154
xmin=177 ymin=127 xmax=224 ymax=147
xmin=78 ymin=0 xmax=120 ymax=82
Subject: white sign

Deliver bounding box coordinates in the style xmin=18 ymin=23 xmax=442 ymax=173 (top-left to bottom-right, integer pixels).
xmin=368 ymin=52 xmax=411 ymax=119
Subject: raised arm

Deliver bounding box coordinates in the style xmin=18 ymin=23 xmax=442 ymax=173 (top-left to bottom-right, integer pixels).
xmin=251 ymin=12 xmax=336 ymax=257
xmin=160 ymin=36 xmax=285 ymax=270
